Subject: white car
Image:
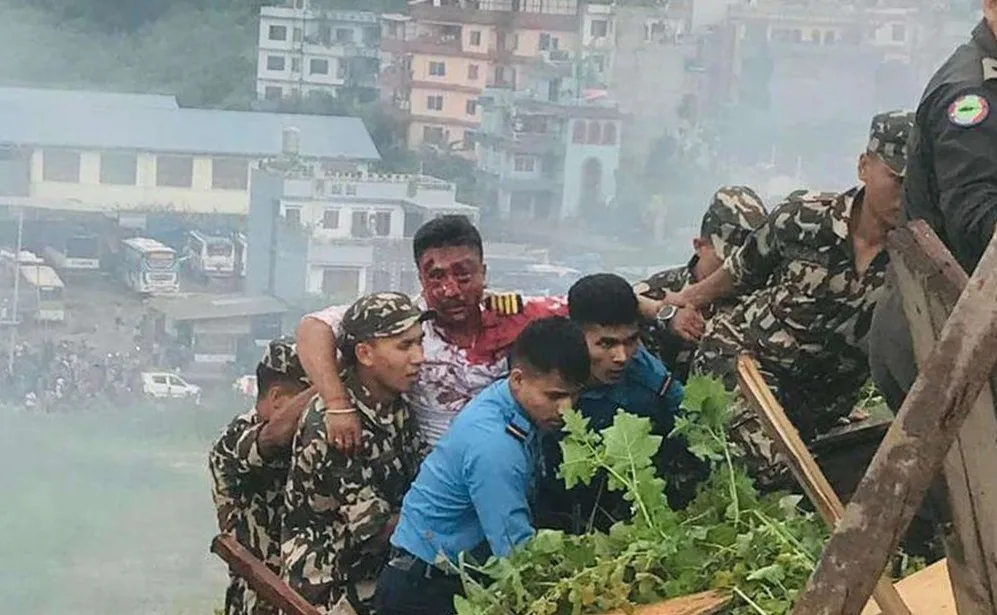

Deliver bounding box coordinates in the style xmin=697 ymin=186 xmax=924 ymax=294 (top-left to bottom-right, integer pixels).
xmin=141 ymin=372 xmax=202 ymax=405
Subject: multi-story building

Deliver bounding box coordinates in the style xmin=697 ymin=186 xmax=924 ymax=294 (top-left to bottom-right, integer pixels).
xmin=247 ymin=169 xmax=478 ymax=303
xmin=381 ymin=0 xmax=583 ymax=152
xmin=0 ymin=89 xmax=380 ymax=216
xmin=473 ymin=67 xmax=622 ymax=225
xmin=256 ymin=0 xmax=381 ymax=103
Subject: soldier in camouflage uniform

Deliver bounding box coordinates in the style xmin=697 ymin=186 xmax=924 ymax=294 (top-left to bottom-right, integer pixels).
xmin=641 ymin=110 xmax=915 ymax=488
xmin=634 ymin=185 xmax=768 ymax=382
xmin=209 ymin=338 xmax=313 ymax=615
xmin=281 ymin=292 xmax=433 ymax=615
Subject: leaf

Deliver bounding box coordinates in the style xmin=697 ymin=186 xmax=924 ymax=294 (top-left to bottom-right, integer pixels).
xmin=747 ymin=563 xmax=787 ymax=583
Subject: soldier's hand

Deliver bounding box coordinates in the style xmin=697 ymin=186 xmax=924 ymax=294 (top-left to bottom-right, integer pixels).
xmin=325 ymin=408 xmax=363 ymax=456
xmin=669 ymin=307 xmax=706 ymax=342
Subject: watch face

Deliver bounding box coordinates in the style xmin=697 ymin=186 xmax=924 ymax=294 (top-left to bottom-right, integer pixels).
xmin=657 ymin=304 xmax=678 ymax=322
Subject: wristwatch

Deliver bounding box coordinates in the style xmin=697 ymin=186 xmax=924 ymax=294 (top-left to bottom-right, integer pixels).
xmin=655 ymin=304 xmax=678 ymax=330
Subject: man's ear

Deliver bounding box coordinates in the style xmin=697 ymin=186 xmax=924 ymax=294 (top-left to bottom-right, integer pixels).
xmin=857 ymin=152 xmax=869 ymax=183
xmin=354 ymin=341 xmax=375 ymax=368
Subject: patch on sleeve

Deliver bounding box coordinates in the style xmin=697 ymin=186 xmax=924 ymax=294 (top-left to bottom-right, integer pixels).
xmin=948 ymin=94 xmax=990 ymax=127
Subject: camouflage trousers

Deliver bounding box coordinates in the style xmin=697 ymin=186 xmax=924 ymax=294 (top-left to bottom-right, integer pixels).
xmin=225 ymin=575 xmax=278 ymax=615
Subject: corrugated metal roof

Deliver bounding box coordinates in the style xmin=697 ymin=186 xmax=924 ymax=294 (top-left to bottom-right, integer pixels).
xmin=0 ymin=86 xmax=179 ymax=109
xmin=0 ymin=103 xmax=381 ymax=160
xmin=148 ymin=293 xmax=288 ymax=321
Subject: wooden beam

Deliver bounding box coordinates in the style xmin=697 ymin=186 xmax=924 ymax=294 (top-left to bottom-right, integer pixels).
xmin=736 ymin=355 xmax=911 ymax=615
xmin=210 ymin=534 xmax=324 ymax=615
xmin=602 ymin=591 xmax=730 ymax=615
xmin=790 ymin=223 xmax=997 ymax=615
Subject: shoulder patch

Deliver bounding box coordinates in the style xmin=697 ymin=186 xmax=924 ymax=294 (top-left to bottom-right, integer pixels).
xmin=485 ymin=292 xmax=524 ymax=316
xmin=948 ymin=94 xmax=990 ymax=127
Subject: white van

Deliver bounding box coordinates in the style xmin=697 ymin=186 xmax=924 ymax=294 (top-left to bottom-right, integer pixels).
xmin=141 ymin=372 xmax=202 ymax=405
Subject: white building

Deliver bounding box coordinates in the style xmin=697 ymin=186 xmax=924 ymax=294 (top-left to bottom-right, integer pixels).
xmin=256 ymin=0 xmax=381 ymax=103
xmin=248 ymin=171 xmax=478 ymax=302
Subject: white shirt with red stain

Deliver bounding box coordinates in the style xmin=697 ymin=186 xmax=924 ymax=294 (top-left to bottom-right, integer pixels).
xmin=305 ymin=295 xmax=567 ymax=446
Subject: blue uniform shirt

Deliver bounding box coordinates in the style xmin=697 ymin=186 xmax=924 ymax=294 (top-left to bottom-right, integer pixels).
xmin=391 ymin=379 xmax=538 ymax=565
xmin=577 ymin=345 xmax=684 ymax=433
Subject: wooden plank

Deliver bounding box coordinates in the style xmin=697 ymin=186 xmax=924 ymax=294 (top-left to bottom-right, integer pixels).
xmin=602 ymin=591 xmax=730 ymax=615
xmin=861 ymin=560 xmax=956 ymax=615
xmin=889 ymin=222 xmax=997 ymax=614
xmin=736 ymin=355 xmax=911 ymax=615
xmin=210 ymin=534 xmax=324 ymax=615
xmin=790 ymin=223 xmax=997 ymax=615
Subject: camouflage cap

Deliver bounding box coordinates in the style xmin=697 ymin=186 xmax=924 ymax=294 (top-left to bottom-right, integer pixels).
xmin=259 ymin=336 xmax=310 ymax=385
xmin=700 ymin=185 xmax=768 ymax=260
xmin=867 ymin=109 xmax=915 ymax=176
xmin=340 ymin=292 xmax=433 ymax=343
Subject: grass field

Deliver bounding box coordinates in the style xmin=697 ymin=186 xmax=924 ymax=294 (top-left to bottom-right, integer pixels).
xmin=0 ymin=398 xmax=242 ymax=615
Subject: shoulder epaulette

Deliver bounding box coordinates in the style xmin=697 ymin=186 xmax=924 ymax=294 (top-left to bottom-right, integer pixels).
xmin=983 ymin=57 xmax=997 ymax=81
xmin=658 ymin=373 xmax=675 ymax=398
xmin=486 ymin=292 xmax=525 ymax=316
xmin=505 ymin=421 xmax=529 ymax=442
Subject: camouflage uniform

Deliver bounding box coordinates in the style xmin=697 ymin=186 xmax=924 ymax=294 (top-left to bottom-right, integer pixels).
xmin=692 ymin=110 xmax=915 ymax=487
xmin=208 ymin=338 xmax=310 ymax=615
xmin=635 ymin=185 xmax=768 ymax=381
xmin=281 ymin=292 xmax=432 ymax=614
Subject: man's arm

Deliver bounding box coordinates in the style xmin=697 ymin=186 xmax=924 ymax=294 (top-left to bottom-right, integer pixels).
xmin=464 ymin=438 xmax=535 ymax=558
xmin=208 ymin=415 xmax=263 ymax=533
xmin=931 ymin=86 xmax=997 ymax=270
xmin=282 ymin=412 xmax=395 ymax=607
xmin=257 ymin=386 xmax=315 ymax=459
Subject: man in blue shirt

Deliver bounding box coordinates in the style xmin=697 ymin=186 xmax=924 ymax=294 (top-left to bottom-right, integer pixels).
xmin=537 ymin=273 xmax=708 ymax=534
xmin=373 ymin=316 xmax=591 ymax=615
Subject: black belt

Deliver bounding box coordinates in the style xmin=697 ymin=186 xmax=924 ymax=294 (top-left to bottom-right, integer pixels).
xmin=386 ymin=547 xmax=461 ymax=580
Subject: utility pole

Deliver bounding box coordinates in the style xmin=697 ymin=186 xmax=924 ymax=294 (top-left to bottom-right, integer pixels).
xmin=7 ymin=206 xmax=23 ymax=373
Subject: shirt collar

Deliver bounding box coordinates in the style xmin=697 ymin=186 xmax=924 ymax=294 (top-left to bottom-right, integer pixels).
xmin=830 ymin=186 xmax=864 ymax=241
xmin=340 ymin=367 xmax=400 ymax=427
xmin=498 ymin=378 xmax=536 ymax=438
xmin=973 ymin=19 xmax=997 ymax=58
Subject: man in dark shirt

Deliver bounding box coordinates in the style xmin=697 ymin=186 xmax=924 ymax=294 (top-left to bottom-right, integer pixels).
xmin=870 ymin=7 xmax=997 ymax=411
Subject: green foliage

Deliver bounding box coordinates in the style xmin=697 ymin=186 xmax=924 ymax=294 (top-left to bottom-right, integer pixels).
xmin=455 ymin=375 xmax=829 ymax=615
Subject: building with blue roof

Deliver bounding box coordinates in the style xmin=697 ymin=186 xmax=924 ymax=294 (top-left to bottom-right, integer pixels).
xmin=0 ymin=88 xmax=381 ymax=216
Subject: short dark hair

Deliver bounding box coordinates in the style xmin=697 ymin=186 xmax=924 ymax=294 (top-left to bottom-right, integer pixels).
xmin=412 ymin=215 xmax=483 ymax=265
xmin=255 ymin=364 xmax=302 ymax=402
xmin=510 ymin=316 xmax=590 ymax=388
xmin=567 ymin=273 xmax=639 ymax=327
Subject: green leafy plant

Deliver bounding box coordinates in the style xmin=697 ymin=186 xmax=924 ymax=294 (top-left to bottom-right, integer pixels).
xmin=454 ymin=375 xmax=829 ymax=615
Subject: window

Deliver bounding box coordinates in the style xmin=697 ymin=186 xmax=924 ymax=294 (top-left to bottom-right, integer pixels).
xmin=572 ymin=120 xmax=586 ymax=143
xmin=823 ymin=30 xmax=836 ymax=44
xmin=322 ymin=267 xmax=360 ymax=296
xmin=590 ymin=19 xmax=608 ymax=37
xmin=467 ymin=64 xmax=479 ymax=80
xmin=335 ymin=28 xmax=353 ymax=43
xmin=285 ymin=207 xmax=301 ymax=226
xmin=293 ymin=27 xmax=303 ymax=42
xmin=99 ymin=152 xmax=137 ymax=185
xmin=322 ymin=209 xmax=339 ymax=228
xmin=427 ymin=95 xmax=444 ymax=111
xmin=587 ymin=121 xmax=602 ymax=144
xmin=466 ymin=100 xmax=477 ymax=115
xmin=423 ymin=125 xmax=445 ymax=144
xmin=264 ymin=86 xmax=283 ymax=100
xmin=291 ymin=57 xmax=301 ymax=72
xmin=470 ymin=30 xmax=482 ymax=46
xmin=156 ymin=155 xmax=193 ymax=188
xmin=42 ymin=150 xmax=80 ymax=182
xmin=152 ymin=375 xmax=167 ymax=385
xmin=429 ymin=61 xmax=446 ymax=77
xmin=602 ymin=122 xmax=617 ymax=145
xmin=539 ymin=33 xmax=558 ymax=50
xmin=310 ymin=58 xmax=329 ymax=74
xmin=266 ymin=55 xmax=286 ymax=71
xmin=319 ymin=24 xmax=331 ymax=44
xmin=513 ymin=155 xmax=535 ymax=172
xmin=374 ymin=211 xmax=391 ymax=236
xmin=269 ymin=25 xmax=287 ymax=41
xmin=891 ymin=24 xmax=906 ymax=42
xmin=345 ymin=184 xmax=357 ymax=195
xmin=211 ymin=158 xmax=248 ymax=190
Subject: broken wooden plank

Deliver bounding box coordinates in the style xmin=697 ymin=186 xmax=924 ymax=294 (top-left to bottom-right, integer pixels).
xmin=602 ymin=591 xmax=730 ymax=615
xmin=736 ymin=355 xmax=911 ymax=615
xmin=889 ymin=221 xmax=997 ymax=614
xmin=861 ymin=560 xmax=956 ymax=615
xmin=211 ymin=534 xmax=324 ymax=615
xmin=790 ymin=222 xmax=997 ymax=615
